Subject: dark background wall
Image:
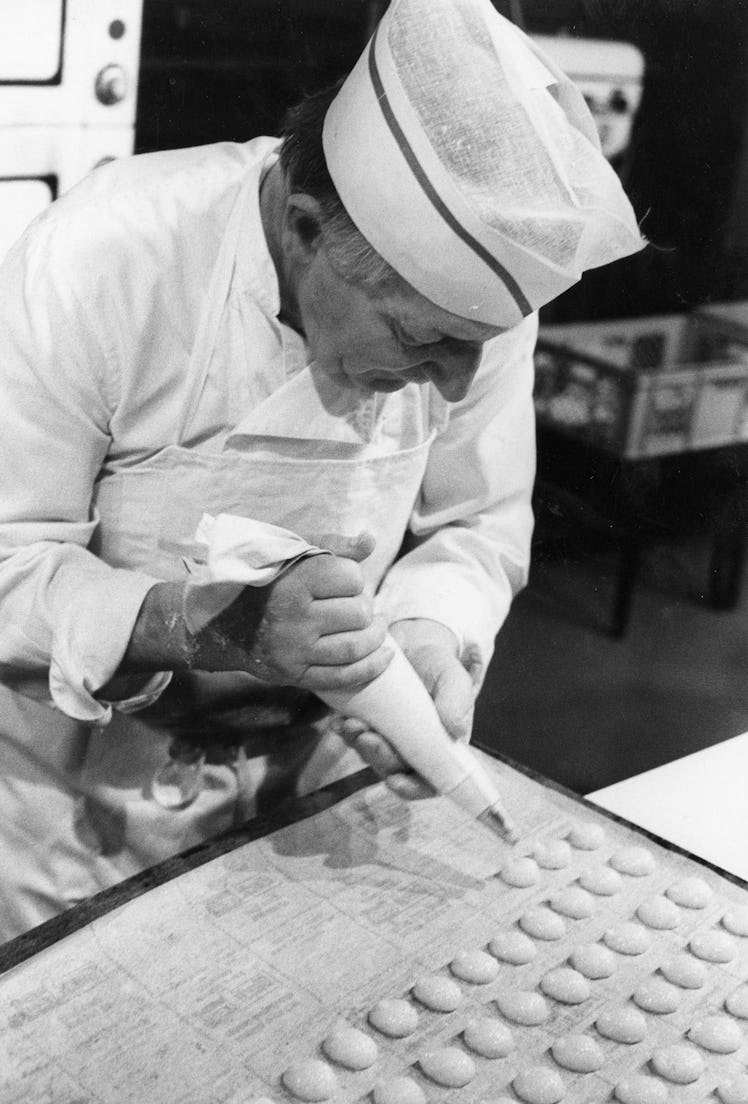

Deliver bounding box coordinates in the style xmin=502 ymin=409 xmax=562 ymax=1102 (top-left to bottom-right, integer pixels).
xmin=134 ymin=0 xmax=748 ymax=322
xmin=135 ymin=1 xmax=384 ymax=153
xmin=521 ymin=0 xmax=748 ymax=321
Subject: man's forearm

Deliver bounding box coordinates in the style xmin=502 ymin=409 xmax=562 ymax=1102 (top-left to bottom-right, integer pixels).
xmin=120 ymin=580 xmax=265 ymax=674
xmin=94 ymin=581 xmax=189 ymax=701
xmin=105 ymin=548 xmax=390 ymax=699
xmin=121 ymin=581 xmax=192 ymax=671
xmin=95 ymin=580 xmax=253 ymax=701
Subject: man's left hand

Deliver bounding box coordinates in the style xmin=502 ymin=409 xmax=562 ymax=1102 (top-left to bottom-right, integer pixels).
xmin=332 ymin=617 xmax=476 ymax=799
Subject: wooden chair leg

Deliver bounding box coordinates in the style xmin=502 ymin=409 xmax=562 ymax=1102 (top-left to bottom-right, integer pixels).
xmin=611 ymin=539 xmax=640 ymax=637
xmin=709 ymin=523 xmax=747 ymax=610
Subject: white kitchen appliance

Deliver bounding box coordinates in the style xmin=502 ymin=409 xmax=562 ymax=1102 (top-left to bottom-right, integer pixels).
xmin=532 ymin=34 xmax=645 ymax=163
xmin=0 ymin=0 xmax=143 ymax=259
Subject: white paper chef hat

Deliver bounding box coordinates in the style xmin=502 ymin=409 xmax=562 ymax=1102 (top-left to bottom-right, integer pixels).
xmin=322 ymin=0 xmax=646 ymax=328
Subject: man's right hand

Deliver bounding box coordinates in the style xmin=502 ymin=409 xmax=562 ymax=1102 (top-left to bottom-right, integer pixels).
xmin=116 ymin=532 xmax=393 ymax=692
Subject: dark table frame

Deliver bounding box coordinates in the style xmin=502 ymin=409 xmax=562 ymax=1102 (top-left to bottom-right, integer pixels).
xmin=534 ymin=424 xmax=748 ymax=636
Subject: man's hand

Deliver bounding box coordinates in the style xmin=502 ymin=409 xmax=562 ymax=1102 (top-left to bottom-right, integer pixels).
xmin=333 ymin=617 xmax=476 ymax=798
xmin=118 ymin=532 xmax=392 ymax=691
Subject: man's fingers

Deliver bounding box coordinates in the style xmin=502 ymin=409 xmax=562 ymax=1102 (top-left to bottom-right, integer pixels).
xmin=385 ymin=772 xmax=435 ymax=801
xmin=405 ymin=646 xmax=476 ymax=743
xmin=432 ymin=662 xmax=475 ymax=742
xmin=303 ymin=642 xmax=393 ymax=691
xmin=331 ymin=716 xmax=368 ymax=743
xmin=344 ymin=728 xmax=408 ymax=777
xmin=332 ymin=722 xmax=435 ymax=801
xmin=312 ymin=619 xmax=388 ymax=666
xmin=312 ymin=531 xmax=376 ymax=563
xmin=314 ymin=595 xmax=374 ymax=633
xmin=305 ymin=556 xmax=365 ymax=599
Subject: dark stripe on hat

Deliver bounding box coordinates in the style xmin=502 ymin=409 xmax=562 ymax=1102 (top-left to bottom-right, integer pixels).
xmin=367 ymin=30 xmax=532 ymax=317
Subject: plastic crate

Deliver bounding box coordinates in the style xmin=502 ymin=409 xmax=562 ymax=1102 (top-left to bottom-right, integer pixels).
xmin=692 ymin=300 xmax=748 ymax=361
xmin=534 ymin=313 xmax=748 ymax=458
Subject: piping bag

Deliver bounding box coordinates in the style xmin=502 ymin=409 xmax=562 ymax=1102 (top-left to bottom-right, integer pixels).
xmin=183 ymin=514 xmax=517 ymax=841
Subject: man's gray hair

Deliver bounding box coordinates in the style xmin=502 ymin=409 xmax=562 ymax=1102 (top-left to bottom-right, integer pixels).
xmin=320 ymin=202 xmax=403 ymax=291
xmin=280 ymin=83 xmax=405 ymax=295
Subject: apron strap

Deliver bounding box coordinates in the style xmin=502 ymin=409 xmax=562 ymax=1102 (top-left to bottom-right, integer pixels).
xmin=173 ymin=177 xmax=253 ymax=443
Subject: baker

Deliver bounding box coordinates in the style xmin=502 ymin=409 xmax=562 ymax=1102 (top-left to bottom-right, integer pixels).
xmin=0 ymin=0 xmax=644 ymax=940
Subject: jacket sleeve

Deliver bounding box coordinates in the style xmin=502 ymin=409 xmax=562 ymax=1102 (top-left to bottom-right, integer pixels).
xmin=0 ymin=223 xmax=165 ymax=723
xmin=375 ymin=313 xmax=537 ymax=688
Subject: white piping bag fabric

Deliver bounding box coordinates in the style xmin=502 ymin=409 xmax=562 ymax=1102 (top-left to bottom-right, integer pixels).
xmin=182 ymin=513 xmax=330 ymax=635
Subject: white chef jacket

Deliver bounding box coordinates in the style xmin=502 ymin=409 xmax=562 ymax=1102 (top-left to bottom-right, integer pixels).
xmin=0 ymin=136 xmax=536 ymax=723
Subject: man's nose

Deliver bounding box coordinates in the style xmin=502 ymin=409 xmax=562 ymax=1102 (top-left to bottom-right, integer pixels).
xmin=426 ymin=343 xmax=483 ymax=402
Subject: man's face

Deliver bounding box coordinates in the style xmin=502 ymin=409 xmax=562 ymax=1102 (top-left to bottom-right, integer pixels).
xmin=295 ymin=244 xmax=505 ymax=402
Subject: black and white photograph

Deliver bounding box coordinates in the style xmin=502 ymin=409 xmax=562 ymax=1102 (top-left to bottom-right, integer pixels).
xmin=0 ymin=2 xmax=747 ymax=1101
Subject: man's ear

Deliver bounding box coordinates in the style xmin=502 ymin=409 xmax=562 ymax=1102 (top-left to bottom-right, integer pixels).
xmin=283 ymin=194 xmax=325 ymax=264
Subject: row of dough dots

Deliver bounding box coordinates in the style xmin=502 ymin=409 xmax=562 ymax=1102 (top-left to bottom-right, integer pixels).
xmin=500 ymin=829 xmax=748 ymax=972
xmin=277 ymin=827 xmax=748 ymax=1104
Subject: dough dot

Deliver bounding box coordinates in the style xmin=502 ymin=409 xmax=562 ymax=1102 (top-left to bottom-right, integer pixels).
xmin=488 ymin=930 xmax=538 ymax=964
xmin=449 ymin=948 xmax=499 ymax=984
xmin=632 ymin=977 xmax=681 ymax=1014
xmin=513 ymin=1066 xmax=565 ymax=1104
xmin=579 ymin=866 xmax=624 ymax=896
xmin=609 ymin=846 xmax=656 ymax=877
xmin=419 ymin=1047 xmax=475 ymax=1088
xmin=321 ymin=1025 xmax=378 ymax=1070
xmin=368 ymin=998 xmax=418 ymax=1038
xmin=689 ymin=1015 xmax=744 ymax=1053
xmin=596 ymin=1006 xmax=648 ymax=1043
xmin=372 ymin=1077 xmax=427 ymax=1104
xmin=567 ymin=821 xmax=606 ymax=850
xmin=722 ymin=906 xmax=748 ymax=937
xmin=551 ymin=1034 xmax=604 ymax=1073
xmin=282 ymin=1059 xmax=338 ymax=1102
xmin=665 ymin=876 xmax=712 ymax=908
xmin=570 ymin=943 xmax=616 ymax=979
xmin=463 ymin=1018 xmax=515 ymax=1059
xmin=412 ymin=974 xmax=462 ymax=1012
xmin=717 ymin=1074 xmax=748 ymax=1104
xmin=533 ymin=839 xmax=573 ymax=869
xmin=496 ymin=989 xmax=550 ymax=1026
xmin=519 ymin=906 xmax=566 ymax=941
xmin=500 ymin=856 xmax=541 ymax=887
xmin=549 ymin=886 xmax=595 ymax=919
xmin=636 ymin=897 xmax=681 ymax=930
xmin=651 ymin=1043 xmax=705 ymax=1084
xmin=659 ymin=955 xmax=707 ymax=989
xmin=689 ymin=930 xmax=736 ymax=963
xmin=540 ymin=967 xmax=591 ymax=1005
xmin=603 ymin=921 xmax=651 ymax=955
xmin=614 ymin=1074 xmax=669 ymax=1104
xmin=725 ymin=986 xmax=748 ymax=1019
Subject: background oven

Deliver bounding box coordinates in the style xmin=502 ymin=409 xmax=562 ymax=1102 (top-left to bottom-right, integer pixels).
xmin=0 ymin=0 xmax=143 ymax=258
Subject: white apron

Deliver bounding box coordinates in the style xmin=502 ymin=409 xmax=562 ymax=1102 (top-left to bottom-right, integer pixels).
xmin=0 ymin=175 xmax=443 ymax=940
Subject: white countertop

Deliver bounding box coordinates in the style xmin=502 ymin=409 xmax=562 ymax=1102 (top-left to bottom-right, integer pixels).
xmin=588 ymin=731 xmax=748 ymax=881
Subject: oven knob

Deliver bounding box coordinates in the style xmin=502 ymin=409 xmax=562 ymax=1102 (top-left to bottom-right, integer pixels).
xmin=609 ymin=89 xmax=629 ymax=114
xmin=95 ymin=64 xmax=128 ymax=106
